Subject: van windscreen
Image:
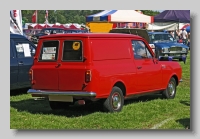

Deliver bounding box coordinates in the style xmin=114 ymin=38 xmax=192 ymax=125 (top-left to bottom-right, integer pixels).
xmin=39 ymin=41 xmax=59 ymax=61
xmin=62 ymin=40 xmax=83 ymax=61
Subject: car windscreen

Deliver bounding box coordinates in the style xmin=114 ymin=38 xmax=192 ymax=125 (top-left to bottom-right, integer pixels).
xmin=149 ymin=34 xmax=175 ymax=43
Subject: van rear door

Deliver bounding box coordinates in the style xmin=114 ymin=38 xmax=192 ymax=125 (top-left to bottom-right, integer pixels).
xmin=58 ymin=40 xmax=86 ymax=91
xmin=32 ymin=40 xmax=60 ymax=90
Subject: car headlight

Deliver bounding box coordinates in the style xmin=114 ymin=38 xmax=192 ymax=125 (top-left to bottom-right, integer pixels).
xmin=162 ymin=47 xmax=169 ymax=52
xmin=182 ymin=48 xmax=187 ymax=52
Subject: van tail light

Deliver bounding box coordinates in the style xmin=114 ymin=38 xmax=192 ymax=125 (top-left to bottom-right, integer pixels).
xmin=85 ymin=70 xmax=92 ymax=83
xmin=29 ymin=69 xmax=33 ymax=81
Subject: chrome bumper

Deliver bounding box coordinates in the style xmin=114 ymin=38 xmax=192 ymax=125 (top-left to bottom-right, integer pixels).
xmin=27 ymin=89 xmax=96 ymax=97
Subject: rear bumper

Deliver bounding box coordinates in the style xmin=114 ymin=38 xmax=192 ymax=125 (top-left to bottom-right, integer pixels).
xmin=27 ymin=89 xmax=96 ymax=97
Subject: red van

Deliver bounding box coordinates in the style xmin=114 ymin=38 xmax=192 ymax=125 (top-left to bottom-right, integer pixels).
xmin=27 ymin=33 xmax=182 ymax=112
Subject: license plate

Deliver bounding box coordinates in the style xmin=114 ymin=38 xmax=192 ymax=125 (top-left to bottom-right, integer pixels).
xmin=49 ymin=95 xmax=73 ymax=102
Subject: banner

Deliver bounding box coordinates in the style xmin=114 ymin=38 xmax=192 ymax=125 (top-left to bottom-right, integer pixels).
xmin=10 ymin=10 xmax=23 ymax=35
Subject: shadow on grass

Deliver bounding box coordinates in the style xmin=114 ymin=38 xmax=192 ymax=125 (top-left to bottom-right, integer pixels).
xmin=124 ymin=94 xmax=163 ymax=105
xmin=10 ymin=94 xmax=163 ymax=117
xmin=180 ymin=101 xmax=190 ymax=106
xmin=10 ymin=98 xmax=104 ymax=117
xmin=176 ymin=118 xmax=190 ymax=129
xmin=10 ymin=88 xmax=30 ymax=96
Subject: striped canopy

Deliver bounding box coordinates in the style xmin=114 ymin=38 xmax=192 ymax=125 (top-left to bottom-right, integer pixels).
xmin=86 ymin=10 xmax=154 ymax=23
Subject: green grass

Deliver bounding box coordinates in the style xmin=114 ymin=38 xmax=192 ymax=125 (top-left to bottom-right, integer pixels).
xmin=10 ymin=52 xmax=190 ymax=129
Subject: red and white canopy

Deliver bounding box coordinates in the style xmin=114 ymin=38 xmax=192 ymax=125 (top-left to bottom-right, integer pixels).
xmin=86 ymin=10 xmax=154 ymax=23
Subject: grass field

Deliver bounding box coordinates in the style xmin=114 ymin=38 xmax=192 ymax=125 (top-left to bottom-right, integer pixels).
xmin=10 ymin=52 xmax=190 ymax=129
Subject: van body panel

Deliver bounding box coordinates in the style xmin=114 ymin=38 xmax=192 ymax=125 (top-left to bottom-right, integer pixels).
xmin=31 ymin=64 xmax=59 ymax=90
xmin=134 ymin=59 xmax=162 ymax=91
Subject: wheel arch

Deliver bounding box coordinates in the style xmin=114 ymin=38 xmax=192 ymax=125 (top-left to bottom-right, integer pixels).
xmin=171 ymin=74 xmax=178 ymax=86
xmin=113 ymin=81 xmax=126 ymax=97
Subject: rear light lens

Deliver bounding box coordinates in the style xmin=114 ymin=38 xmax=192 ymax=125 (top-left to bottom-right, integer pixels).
xmin=85 ymin=70 xmax=92 ymax=83
xmin=29 ymin=69 xmax=33 ymax=81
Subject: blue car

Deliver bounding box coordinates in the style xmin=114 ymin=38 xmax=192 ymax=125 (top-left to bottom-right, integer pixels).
xmin=148 ymin=32 xmax=189 ymax=62
xmin=10 ymin=33 xmax=37 ymax=90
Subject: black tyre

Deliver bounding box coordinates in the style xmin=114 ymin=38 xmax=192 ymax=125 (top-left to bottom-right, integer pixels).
xmin=49 ymin=101 xmax=71 ymax=110
xmin=162 ymin=77 xmax=177 ymax=99
xmin=103 ymin=86 xmax=124 ymax=112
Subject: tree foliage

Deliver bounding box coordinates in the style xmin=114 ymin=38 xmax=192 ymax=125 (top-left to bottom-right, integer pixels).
xmin=141 ymin=10 xmax=160 ymax=16
xmin=21 ymin=10 xmax=160 ymax=24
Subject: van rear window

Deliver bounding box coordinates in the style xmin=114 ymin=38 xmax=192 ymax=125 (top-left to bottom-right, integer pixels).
xmin=39 ymin=41 xmax=59 ymax=61
xmin=62 ymin=41 xmax=83 ymax=61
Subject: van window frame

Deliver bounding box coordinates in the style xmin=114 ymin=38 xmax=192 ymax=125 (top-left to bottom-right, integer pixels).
xmin=131 ymin=40 xmax=153 ymax=60
xmin=61 ymin=40 xmax=84 ymax=62
xmin=38 ymin=40 xmax=60 ymax=62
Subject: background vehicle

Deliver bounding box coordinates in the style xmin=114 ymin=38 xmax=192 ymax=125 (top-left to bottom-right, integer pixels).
xmin=30 ymin=28 xmax=65 ymax=44
xmin=64 ymin=29 xmax=88 ymax=33
xmin=110 ymin=28 xmax=189 ymax=62
xmin=10 ymin=34 xmax=36 ymax=90
xmin=148 ymin=32 xmax=189 ymax=62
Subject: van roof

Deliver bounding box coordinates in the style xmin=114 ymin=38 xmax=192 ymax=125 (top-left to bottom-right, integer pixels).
xmin=40 ymin=33 xmax=143 ymax=39
xmin=10 ymin=33 xmax=27 ymax=39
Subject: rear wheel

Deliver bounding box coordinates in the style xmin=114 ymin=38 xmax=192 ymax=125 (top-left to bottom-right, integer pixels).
xmin=103 ymin=86 xmax=124 ymax=112
xmin=49 ymin=101 xmax=71 ymax=110
xmin=162 ymin=77 xmax=177 ymax=99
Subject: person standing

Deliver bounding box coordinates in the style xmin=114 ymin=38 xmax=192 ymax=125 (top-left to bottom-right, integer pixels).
xmin=180 ymin=28 xmax=188 ymax=44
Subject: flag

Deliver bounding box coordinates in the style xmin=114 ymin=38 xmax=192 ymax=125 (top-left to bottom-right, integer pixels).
xmin=10 ymin=10 xmax=23 ymax=35
xmin=45 ymin=10 xmax=49 ymax=24
xmin=32 ymin=10 xmax=37 ymax=23
xmin=45 ymin=10 xmax=48 ymax=19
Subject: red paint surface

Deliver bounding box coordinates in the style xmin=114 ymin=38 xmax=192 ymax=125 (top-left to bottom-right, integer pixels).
xmin=31 ymin=33 xmax=182 ymax=98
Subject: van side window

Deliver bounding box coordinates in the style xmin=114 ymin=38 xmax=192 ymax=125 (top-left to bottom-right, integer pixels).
xmin=14 ymin=42 xmax=35 ymax=58
xmin=62 ymin=41 xmax=83 ymax=61
xmin=39 ymin=41 xmax=59 ymax=61
xmin=132 ymin=40 xmax=153 ymax=59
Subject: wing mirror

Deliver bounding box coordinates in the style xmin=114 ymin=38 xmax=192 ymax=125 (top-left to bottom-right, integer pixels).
xmin=153 ymin=55 xmax=158 ymax=64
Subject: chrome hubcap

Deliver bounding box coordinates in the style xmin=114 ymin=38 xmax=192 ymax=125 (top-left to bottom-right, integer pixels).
xmin=168 ymin=81 xmax=175 ymax=96
xmin=112 ymin=92 xmax=121 ymax=110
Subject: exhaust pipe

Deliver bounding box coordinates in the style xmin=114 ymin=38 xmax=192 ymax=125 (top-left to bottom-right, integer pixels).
xmin=77 ymin=100 xmax=85 ymax=105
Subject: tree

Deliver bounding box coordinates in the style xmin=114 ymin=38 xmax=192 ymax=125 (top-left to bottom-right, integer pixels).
xmin=21 ymin=10 xmax=158 ymax=24
xmin=141 ymin=10 xmax=160 ymax=16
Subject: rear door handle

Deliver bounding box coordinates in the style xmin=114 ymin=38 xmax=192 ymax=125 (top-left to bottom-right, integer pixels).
xmin=137 ymin=66 xmax=142 ymax=69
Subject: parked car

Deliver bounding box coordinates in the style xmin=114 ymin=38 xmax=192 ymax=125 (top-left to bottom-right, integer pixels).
xmin=64 ymin=29 xmax=88 ymax=33
xmin=30 ymin=28 xmax=65 ymax=44
xmin=27 ymin=33 xmax=182 ymax=113
xmin=109 ymin=28 xmax=189 ymax=63
xmin=148 ymin=32 xmax=189 ymax=62
xmin=10 ymin=33 xmax=36 ymax=90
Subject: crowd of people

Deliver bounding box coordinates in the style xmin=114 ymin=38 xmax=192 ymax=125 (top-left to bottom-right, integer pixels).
xmin=168 ymin=28 xmax=190 ymax=47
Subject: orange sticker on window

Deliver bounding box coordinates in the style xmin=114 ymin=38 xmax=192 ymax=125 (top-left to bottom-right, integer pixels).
xmin=72 ymin=42 xmax=80 ymax=50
